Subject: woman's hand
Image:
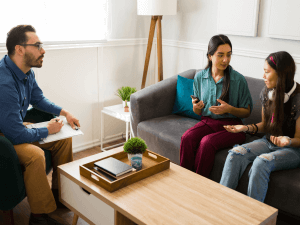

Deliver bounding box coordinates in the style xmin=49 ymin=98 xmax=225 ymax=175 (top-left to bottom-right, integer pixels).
xmin=192 ymin=99 xmax=205 ymax=115
xmin=193 ymin=99 xmax=205 ymax=109
xmin=270 ymin=136 xmax=290 ymax=147
xmin=209 ymin=99 xmax=232 ymax=115
xmin=223 ymin=125 xmax=248 ymax=133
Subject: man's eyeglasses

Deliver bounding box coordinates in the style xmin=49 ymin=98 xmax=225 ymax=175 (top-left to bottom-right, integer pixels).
xmin=19 ymin=43 xmax=44 ymax=51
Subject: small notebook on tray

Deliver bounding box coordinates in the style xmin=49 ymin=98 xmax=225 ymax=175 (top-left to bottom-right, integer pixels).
xmin=94 ymin=157 xmax=133 ymax=178
xmin=93 ymin=167 xmax=116 ymax=182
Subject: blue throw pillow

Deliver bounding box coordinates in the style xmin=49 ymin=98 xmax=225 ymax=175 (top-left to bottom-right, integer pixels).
xmin=172 ymin=75 xmax=202 ymax=120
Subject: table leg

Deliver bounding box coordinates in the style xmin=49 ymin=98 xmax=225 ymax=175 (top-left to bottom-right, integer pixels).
xmin=126 ymin=121 xmax=129 ymax=141
xmin=72 ymin=213 xmax=79 ymax=225
xmin=264 ymin=215 xmax=277 ymax=225
xmin=115 ymin=211 xmax=136 ymax=225
xmin=130 ymin=121 xmax=134 ymax=138
xmin=101 ymin=111 xmax=104 ymax=151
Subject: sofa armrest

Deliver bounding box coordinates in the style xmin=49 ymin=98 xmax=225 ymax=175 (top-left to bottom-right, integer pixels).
xmin=130 ymin=69 xmax=197 ymax=136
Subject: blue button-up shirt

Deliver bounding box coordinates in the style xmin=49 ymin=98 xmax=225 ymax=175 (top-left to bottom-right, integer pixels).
xmin=193 ymin=66 xmax=253 ymax=119
xmin=0 ymin=55 xmax=62 ymax=144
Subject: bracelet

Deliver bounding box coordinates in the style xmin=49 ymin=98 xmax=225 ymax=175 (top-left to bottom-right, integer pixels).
xmin=246 ymin=124 xmax=258 ymax=135
xmin=283 ymin=136 xmax=292 ymax=146
xmin=246 ymin=125 xmax=249 ymax=132
xmin=250 ymin=124 xmax=255 ymax=134
xmin=253 ymin=124 xmax=258 ymax=135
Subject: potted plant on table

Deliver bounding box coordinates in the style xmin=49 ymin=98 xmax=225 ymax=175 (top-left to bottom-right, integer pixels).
xmin=124 ymin=137 xmax=147 ymax=170
xmin=116 ymin=86 xmax=137 ymax=109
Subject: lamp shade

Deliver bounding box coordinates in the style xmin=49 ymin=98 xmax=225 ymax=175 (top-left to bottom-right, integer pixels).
xmin=137 ymin=0 xmax=177 ymax=16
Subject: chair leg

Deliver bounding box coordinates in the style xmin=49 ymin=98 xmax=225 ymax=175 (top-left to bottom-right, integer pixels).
xmin=2 ymin=209 xmax=14 ymax=225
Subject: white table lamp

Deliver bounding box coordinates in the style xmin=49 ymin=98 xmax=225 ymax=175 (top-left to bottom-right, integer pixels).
xmin=137 ymin=0 xmax=177 ymax=89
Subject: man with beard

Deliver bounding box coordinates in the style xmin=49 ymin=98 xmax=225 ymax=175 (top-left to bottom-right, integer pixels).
xmin=0 ymin=25 xmax=79 ymax=225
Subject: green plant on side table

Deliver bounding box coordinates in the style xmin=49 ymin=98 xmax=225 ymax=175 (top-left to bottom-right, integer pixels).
xmin=123 ymin=137 xmax=147 ymax=171
xmin=116 ymin=86 xmax=137 ymax=108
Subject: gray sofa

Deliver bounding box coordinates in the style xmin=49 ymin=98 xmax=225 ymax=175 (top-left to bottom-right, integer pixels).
xmin=131 ymin=69 xmax=300 ymax=220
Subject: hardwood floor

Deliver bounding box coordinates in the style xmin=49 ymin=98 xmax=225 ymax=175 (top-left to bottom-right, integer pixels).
xmin=0 ymin=139 xmax=125 ymax=225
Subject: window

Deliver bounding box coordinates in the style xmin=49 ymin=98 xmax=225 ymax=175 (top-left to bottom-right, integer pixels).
xmin=0 ymin=0 xmax=108 ymax=44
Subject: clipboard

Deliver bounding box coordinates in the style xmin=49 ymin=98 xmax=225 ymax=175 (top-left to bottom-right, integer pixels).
xmin=26 ymin=117 xmax=83 ymax=144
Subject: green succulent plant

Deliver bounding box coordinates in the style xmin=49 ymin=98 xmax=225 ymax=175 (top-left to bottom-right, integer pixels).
xmin=123 ymin=137 xmax=147 ymax=154
xmin=116 ymin=86 xmax=137 ymax=101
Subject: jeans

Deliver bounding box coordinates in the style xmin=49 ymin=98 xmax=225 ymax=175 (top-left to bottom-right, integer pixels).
xmin=220 ymin=136 xmax=300 ymax=202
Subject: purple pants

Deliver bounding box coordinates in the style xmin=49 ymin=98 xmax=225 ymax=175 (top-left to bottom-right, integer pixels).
xmin=180 ymin=116 xmax=246 ymax=178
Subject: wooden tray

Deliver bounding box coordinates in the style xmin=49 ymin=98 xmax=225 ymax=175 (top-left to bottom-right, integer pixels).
xmin=79 ymin=149 xmax=170 ymax=192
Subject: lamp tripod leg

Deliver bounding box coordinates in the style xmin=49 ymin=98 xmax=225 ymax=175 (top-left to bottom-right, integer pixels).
xmin=141 ymin=16 xmax=158 ymax=89
xmin=156 ymin=16 xmax=163 ymax=82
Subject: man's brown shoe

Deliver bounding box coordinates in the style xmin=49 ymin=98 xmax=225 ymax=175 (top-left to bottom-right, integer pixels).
xmin=29 ymin=213 xmax=47 ymax=225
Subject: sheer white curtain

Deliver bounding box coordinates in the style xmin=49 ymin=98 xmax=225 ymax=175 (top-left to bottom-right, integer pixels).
xmin=0 ymin=0 xmax=108 ymax=44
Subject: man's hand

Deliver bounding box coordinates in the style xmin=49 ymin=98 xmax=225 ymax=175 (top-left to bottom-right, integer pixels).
xmin=47 ymin=118 xmax=64 ymax=134
xmin=270 ymin=136 xmax=290 ymax=147
xmin=60 ymin=109 xmax=81 ymax=130
xmin=209 ymin=99 xmax=232 ymax=115
xmin=23 ymin=122 xmax=33 ymax=127
xmin=65 ymin=112 xmax=80 ymax=130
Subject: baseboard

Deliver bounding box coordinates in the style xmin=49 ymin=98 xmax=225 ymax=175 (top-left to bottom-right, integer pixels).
xmin=72 ymin=133 xmax=126 ymax=153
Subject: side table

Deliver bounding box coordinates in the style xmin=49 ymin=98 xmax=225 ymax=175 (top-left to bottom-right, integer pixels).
xmin=101 ymin=104 xmax=133 ymax=151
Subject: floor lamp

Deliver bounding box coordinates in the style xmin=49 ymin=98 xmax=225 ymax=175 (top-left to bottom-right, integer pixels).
xmin=137 ymin=0 xmax=177 ymax=89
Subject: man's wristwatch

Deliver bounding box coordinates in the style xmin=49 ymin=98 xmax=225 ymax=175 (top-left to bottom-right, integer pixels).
xmin=283 ymin=136 xmax=292 ymax=146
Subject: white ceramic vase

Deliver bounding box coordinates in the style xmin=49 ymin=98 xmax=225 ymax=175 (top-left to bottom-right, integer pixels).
xmin=127 ymin=153 xmax=142 ymax=161
xmin=127 ymin=153 xmax=143 ymax=170
xmin=122 ymin=101 xmax=130 ymax=108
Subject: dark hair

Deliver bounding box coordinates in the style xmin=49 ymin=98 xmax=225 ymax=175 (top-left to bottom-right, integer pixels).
xmin=264 ymin=51 xmax=296 ymax=136
xmin=6 ymin=25 xmax=36 ymax=56
xmin=205 ymin=34 xmax=232 ymax=105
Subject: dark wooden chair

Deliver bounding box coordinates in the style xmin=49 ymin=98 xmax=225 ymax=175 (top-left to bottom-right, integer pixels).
xmin=0 ymin=108 xmax=55 ymax=225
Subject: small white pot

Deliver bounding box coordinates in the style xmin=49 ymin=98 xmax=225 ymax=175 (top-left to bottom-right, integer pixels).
xmin=122 ymin=101 xmax=130 ymax=109
xmin=127 ymin=153 xmax=143 ymax=170
xmin=127 ymin=153 xmax=142 ymax=161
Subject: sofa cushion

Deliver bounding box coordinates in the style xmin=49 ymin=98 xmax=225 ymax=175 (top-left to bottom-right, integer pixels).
xmin=137 ymin=114 xmax=199 ymax=164
xmin=172 ymin=75 xmax=202 ymax=120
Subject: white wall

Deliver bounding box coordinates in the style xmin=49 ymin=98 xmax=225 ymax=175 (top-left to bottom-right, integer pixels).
xmin=109 ymin=0 xmax=149 ymax=39
xmin=159 ymin=0 xmax=300 ymax=82
xmin=163 ymin=0 xmax=300 ymax=53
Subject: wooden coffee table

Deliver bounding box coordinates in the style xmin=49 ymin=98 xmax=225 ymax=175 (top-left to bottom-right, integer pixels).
xmin=58 ymin=147 xmax=278 ymax=225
